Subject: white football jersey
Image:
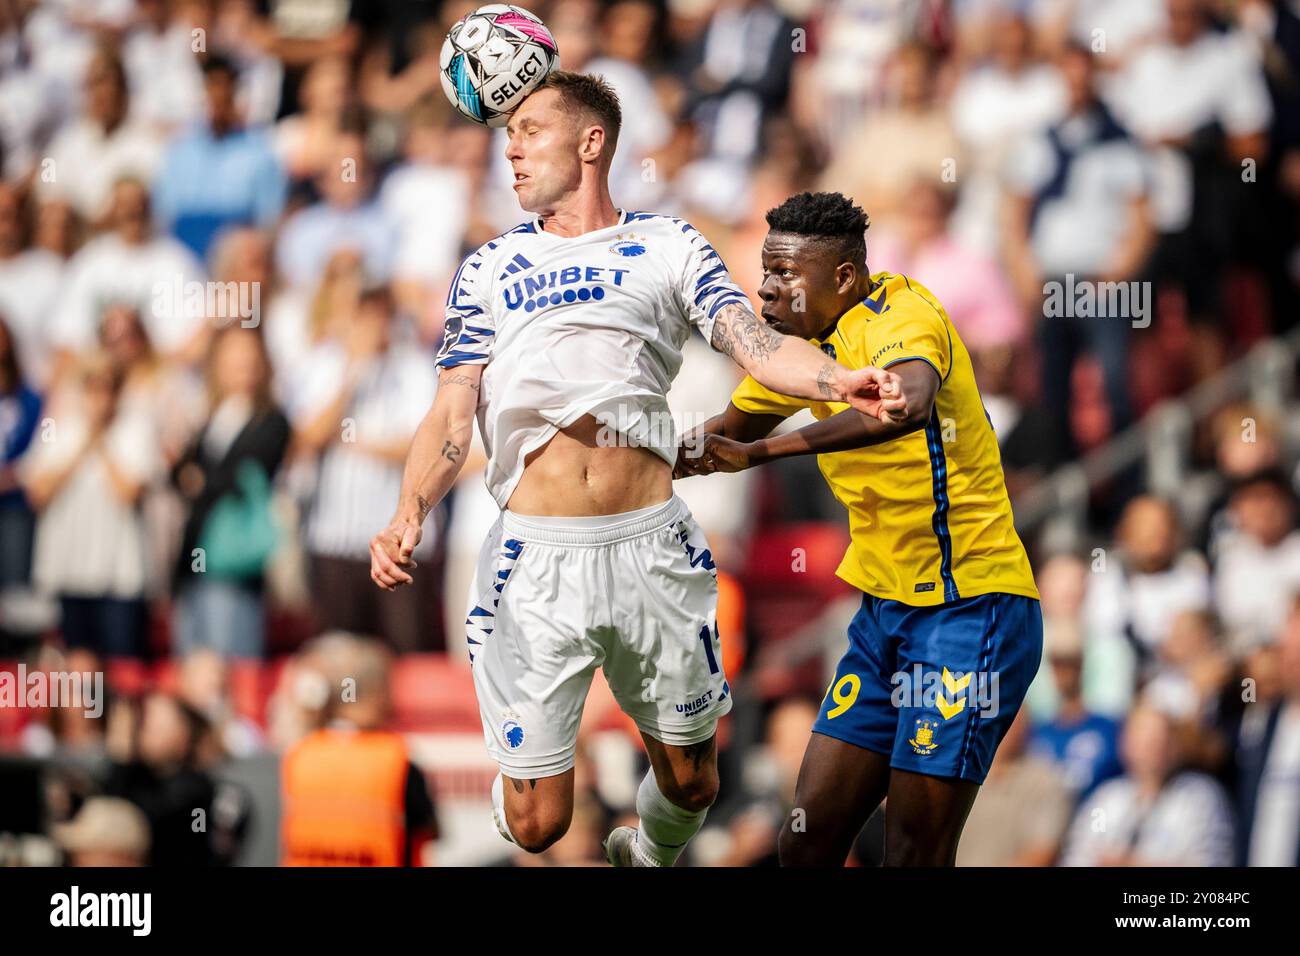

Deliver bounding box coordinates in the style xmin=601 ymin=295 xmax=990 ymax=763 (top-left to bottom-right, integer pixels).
xmin=435 ymin=210 xmax=748 ymax=508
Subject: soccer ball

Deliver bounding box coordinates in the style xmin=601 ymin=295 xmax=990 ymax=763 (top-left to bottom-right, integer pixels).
xmin=439 ymin=4 xmax=560 ymax=128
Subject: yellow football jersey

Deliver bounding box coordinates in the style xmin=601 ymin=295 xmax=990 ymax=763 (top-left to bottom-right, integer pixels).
xmin=730 ymin=272 xmax=1038 ymax=606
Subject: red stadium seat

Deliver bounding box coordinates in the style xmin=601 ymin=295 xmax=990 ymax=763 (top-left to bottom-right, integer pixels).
xmin=741 ymin=522 xmax=855 ymax=700
xmin=389 ymin=654 xmax=480 ymax=732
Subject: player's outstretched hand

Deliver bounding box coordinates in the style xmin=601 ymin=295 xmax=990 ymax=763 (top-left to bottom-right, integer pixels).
xmin=842 ymin=366 xmax=909 ymax=425
xmin=370 ymin=515 xmax=422 ymax=590
xmin=679 ymin=433 xmax=753 ymax=476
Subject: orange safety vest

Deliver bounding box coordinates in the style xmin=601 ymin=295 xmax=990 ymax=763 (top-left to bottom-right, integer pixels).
xmin=281 ymin=728 xmax=410 ymax=867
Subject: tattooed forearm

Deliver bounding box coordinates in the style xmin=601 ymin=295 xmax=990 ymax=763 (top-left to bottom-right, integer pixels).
xmin=442 ymin=372 xmax=480 ymax=391
xmin=816 ymin=363 xmax=837 ymax=400
xmin=710 ymin=302 xmax=783 ymax=364
xmin=440 ymin=440 xmax=462 ymax=463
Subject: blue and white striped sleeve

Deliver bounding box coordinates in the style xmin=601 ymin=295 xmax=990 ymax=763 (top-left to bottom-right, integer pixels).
xmin=435 ymin=244 xmax=495 ymax=369
xmin=676 ymin=220 xmax=749 ymax=342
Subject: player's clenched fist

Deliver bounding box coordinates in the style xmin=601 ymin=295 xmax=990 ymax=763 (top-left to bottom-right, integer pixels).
xmin=842 ymin=366 xmax=908 ymax=424
xmin=369 ymin=515 xmax=422 ymax=590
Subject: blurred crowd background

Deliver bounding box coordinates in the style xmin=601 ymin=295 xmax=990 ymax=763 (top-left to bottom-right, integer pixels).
xmin=1 ymin=0 xmax=1299 ymax=867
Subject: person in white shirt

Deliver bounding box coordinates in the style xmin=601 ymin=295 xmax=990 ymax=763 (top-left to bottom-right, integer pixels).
xmin=21 ymin=352 xmax=159 ymax=659
xmin=1061 ymin=704 xmax=1235 ymax=865
xmin=49 ymin=177 xmax=208 ymax=381
xmin=369 ymin=71 xmax=905 ymax=865
xmin=1212 ymin=470 xmax=1300 ymax=653
xmin=291 ymin=285 xmax=440 ymax=652
xmin=36 ymin=46 xmax=165 ymax=227
xmin=1085 ymin=495 xmax=1211 ymax=670
xmin=0 ymin=184 xmax=63 ymax=390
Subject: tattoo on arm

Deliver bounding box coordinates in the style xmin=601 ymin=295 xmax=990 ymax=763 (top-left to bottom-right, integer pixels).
xmin=816 ymin=363 xmax=836 ymax=400
xmin=415 ymin=494 xmax=431 ymax=522
xmin=440 ymin=440 xmax=461 ymax=463
xmin=710 ymin=302 xmax=783 ymax=364
xmin=442 ymin=372 xmax=479 ymax=391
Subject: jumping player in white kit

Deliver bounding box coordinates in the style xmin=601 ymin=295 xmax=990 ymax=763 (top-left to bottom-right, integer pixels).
xmin=369 ymin=71 xmax=907 ymax=866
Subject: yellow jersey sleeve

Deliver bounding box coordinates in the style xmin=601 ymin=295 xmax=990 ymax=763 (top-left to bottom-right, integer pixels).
xmin=729 ymin=374 xmax=811 ymax=418
xmin=864 ymin=293 xmax=952 ymax=383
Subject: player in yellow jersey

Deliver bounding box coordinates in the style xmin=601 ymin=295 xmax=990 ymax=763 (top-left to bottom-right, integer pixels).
xmin=677 ymin=192 xmax=1042 ymax=866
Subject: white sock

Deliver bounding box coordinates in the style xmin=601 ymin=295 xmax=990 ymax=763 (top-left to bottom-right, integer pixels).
xmin=491 ymin=773 xmax=517 ymax=846
xmin=635 ymin=769 xmax=708 ymax=867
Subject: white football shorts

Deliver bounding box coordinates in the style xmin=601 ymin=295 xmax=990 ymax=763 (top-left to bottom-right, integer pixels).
xmin=464 ymin=495 xmax=732 ymax=779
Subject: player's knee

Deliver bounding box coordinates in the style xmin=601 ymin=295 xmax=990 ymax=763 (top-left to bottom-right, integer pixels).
xmin=777 ymin=823 xmax=809 ymax=866
xmin=777 ymin=811 xmax=843 ymax=866
xmin=883 ymin=823 xmax=956 ymax=867
xmin=659 ymin=771 xmax=719 ymax=814
xmin=507 ymin=807 xmax=571 ymax=854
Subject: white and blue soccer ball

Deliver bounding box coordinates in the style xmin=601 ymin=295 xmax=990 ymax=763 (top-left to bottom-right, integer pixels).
xmin=439 ymin=4 xmax=561 ymax=128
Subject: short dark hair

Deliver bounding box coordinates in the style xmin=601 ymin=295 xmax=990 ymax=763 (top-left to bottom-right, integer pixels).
xmin=533 ymin=70 xmax=622 ymax=156
xmin=200 ymin=52 xmax=237 ymax=82
xmin=765 ymin=191 xmax=870 ymax=266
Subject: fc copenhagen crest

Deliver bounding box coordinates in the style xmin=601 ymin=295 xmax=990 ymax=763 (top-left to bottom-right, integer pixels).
xmin=502 ymin=713 xmax=525 ymax=750
xmin=610 ymin=233 xmax=647 ymax=257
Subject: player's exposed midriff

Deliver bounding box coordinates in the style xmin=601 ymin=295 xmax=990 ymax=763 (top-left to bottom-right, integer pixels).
xmin=507 ymin=413 xmax=672 ymax=517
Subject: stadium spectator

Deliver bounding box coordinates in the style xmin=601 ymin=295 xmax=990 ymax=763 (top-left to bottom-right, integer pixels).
xmin=1084 ymin=495 xmax=1211 ymax=672
xmin=876 ymin=177 xmax=1025 ymax=341
xmin=820 ymin=41 xmax=960 ymax=232
xmin=1060 ymin=704 xmax=1235 ymax=866
xmin=1233 ymin=597 xmax=1300 ymax=865
xmin=0 ymin=317 xmax=41 ymax=597
xmin=171 ymin=325 xmax=291 ymax=660
xmin=280 ymin=633 xmax=437 ymax=866
xmin=1212 ymin=469 xmax=1300 ymax=653
xmin=950 ymin=8 xmax=1067 ymax=255
xmin=122 ymin=0 xmax=207 ymax=134
xmin=21 ymin=352 xmax=158 ymax=660
xmin=54 ymin=796 xmax=151 ymax=867
xmin=266 ymin=246 xmax=363 ymax=405
xmin=957 ymin=710 xmax=1072 ymax=866
xmin=1194 ymin=403 xmax=1284 ymax=555
xmin=1030 ymin=618 xmax=1125 ymax=802
xmin=1112 ymin=0 xmax=1271 ymax=348
xmin=679 ymin=0 xmax=796 ymax=169
xmin=49 ymin=177 xmax=208 ymax=379
xmin=377 ymin=100 xmax=473 ymax=319
xmin=1004 ymin=42 xmax=1154 ymax=455
xmin=0 ymin=184 xmax=63 ymax=389
xmin=1145 ymin=608 xmax=1235 ymax=732
xmin=356 ymin=3 xmax=444 ymax=117
xmin=153 ymin=54 xmax=288 ymax=262
xmin=103 ymin=691 xmax=219 ymax=866
xmin=36 ymin=45 xmax=166 ymax=226
xmin=273 ymin=55 xmax=353 ymax=192
xmin=291 ymin=284 xmax=442 ymax=652
xmin=274 ymin=126 xmax=395 ymax=290
xmin=584 ymin=0 xmax=673 ymax=213
xmin=177 ymin=647 xmax=265 ymax=759
xmin=1031 ymin=553 xmax=1135 ymax=719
